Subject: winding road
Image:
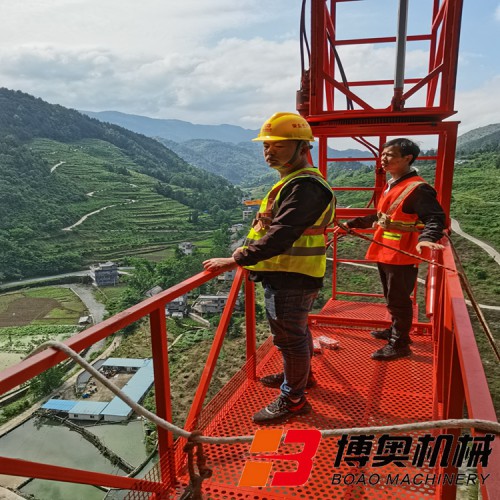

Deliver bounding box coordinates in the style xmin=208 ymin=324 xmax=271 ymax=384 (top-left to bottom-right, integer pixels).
xmin=50 ymin=161 xmax=65 ymax=173
xmin=62 ymin=200 xmax=137 ymax=231
xmin=451 ymin=218 xmax=500 ymax=265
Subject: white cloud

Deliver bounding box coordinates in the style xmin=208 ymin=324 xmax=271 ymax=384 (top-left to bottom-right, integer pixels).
xmin=496 ymin=5 xmax=500 ymax=21
xmin=0 ymin=38 xmax=442 ymax=130
xmin=0 ymin=0 xmax=496 ymax=137
xmin=0 ymin=1 xmax=277 ymax=55
xmin=455 ymin=75 xmax=500 ymax=133
xmin=0 ymin=37 xmax=302 ymax=128
xmin=0 ymin=0 xmax=305 ymax=127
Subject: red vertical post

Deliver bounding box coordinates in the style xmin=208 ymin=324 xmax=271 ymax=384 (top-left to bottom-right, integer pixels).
xmin=184 ymin=268 xmax=244 ymax=431
xmin=318 ymin=136 xmax=328 ymax=176
xmin=332 ymin=230 xmax=338 ymax=300
xmin=430 ymin=261 xmax=445 ymax=413
xmin=309 ymin=0 xmax=326 ymax=115
xmin=441 ymin=0 xmax=464 ymax=112
xmin=245 ymin=272 xmax=257 ymax=381
xmin=373 ymin=136 xmax=386 ymax=208
xmin=428 ymin=251 xmax=445 ymax=417
xmin=426 ymin=0 xmax=440 ymax=107
xmin=440 ymin=281 xmax=454 ymax=417
xmin=439 ymin=339 xmax=464 ymax=500
xmin=149 ymin=307 xmax=175 ymax=486
xmin=323 ymin=2 xmax=335 ymax=111
xmin=434 ymin=123 xmax=458 ymax=217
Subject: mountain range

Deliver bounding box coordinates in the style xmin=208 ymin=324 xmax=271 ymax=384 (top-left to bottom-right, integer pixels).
xmin=0 ymin=88 xmax=242 ymax=280
xmin=82 ymin=110 xmax=259 ymax=144
xmin=1 ymin=87 xmax=498 ymax=281
xmin=83 ymin=110 xmax=374 ymax=185
xmin=456 ymin=123 xmax=500 ymax=153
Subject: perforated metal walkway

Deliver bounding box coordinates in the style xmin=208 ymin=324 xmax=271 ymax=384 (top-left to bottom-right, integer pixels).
xmin=175 ymin=300 xmax=438 ymax=499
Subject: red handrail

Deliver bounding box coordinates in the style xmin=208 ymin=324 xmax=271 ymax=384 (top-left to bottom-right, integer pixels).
xmin=0 ymin=249 xmax=498 ymax=498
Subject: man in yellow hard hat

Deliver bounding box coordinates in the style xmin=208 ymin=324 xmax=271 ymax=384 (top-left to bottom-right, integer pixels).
xmin=203 ymin=112 xmax=335 ymax=424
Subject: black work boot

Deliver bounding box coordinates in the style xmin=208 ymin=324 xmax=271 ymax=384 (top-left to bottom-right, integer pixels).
xmin=370 ymin=328 xmax=412 ymax=343
xmin=372 ymin=329 xmax=412 ymax=360
xmin=371 ymin=343 xmax=412 ymax=360
xmin=370 ymin=328 xmax=392 ymax=340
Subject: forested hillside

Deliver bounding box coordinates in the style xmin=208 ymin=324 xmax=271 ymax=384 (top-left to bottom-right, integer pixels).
xmin=0 ymin=88 xmax=243 ymax=280
xmin=158 ymin=138 xmax=268 ymax=185
xmin=86 ymin=109 xmax=374 ymax=186
xmin=457 ymin=123 xmax=500 ymax=153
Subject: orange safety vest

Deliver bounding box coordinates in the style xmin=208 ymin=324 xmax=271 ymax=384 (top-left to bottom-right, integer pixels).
xmin=365 ymin=175 xmax=427 ymax=265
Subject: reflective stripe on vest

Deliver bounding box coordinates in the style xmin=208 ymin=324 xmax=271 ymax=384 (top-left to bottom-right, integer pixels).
xmin=382 ymin=231 xmax=402 ymax=241
xmin=242 ymin=167 xmax=335 ymax=278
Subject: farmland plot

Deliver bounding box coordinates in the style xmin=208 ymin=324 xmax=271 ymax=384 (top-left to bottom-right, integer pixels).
xmin=0 ymin=287 xmax=86 ymax=370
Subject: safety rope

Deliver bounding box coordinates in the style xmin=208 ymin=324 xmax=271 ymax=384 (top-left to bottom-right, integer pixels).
xmin=334 ymin=220 xmax=457 ymax=273
xmin=335 ymin=220 xmax=500 ymax=362
xmin=179 ymin=431 xmax=212 ymax=500
xmin=30 ymin=341 xmax=500 ymax=445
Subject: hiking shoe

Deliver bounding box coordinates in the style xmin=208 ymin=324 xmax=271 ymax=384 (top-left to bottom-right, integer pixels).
xmin=260 ymin=372 xmax=317 ymax=389
xmin=370 ymin=328 xmax=392 ymax=340
xmin=370 ymin=329 xmax=413 ymax=343
xmin=253 ymin=395 xmax=312 ymax=424
xmin=371 ymin=344 xmax=412 ymax=361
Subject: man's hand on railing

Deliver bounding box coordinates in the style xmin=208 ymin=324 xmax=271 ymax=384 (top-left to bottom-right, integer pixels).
xmin=416 ymin=241 xmax=445 ymax=254
xmin=202 ymin=257 xmax=237 ymax=272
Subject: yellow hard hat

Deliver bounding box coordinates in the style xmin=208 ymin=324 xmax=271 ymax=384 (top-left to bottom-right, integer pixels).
xmin=253 ymin=112 xmax=315 ymax=142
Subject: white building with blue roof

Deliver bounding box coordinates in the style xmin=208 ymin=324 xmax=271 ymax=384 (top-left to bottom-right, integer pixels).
xmin=69 ymin=401 xmax=109 ymax=421
xmin=41 ymin=358 xmax=154 ymax=422
xmin=100 ymin=359 xmax=154 ymax=422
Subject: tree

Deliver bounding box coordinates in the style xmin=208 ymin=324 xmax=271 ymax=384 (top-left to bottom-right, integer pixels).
xmin=190 ymin=210 xmax=200 ymax=224
xmin=30 ymin=366 xmax=65 ymax=398
xmin=210 ymin=226 xmax=231 ymax=257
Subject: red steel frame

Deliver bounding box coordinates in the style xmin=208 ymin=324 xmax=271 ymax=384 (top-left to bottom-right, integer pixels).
xmin=296 ymin=1 xmax=498 ymax=498
xmin=299 ymin=0 xmax=464 ymax=120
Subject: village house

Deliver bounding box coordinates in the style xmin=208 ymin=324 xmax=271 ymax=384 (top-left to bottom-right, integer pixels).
xmin=178 ymin=242 xmax=195 ymax=255
xmin=242 ymin=209 xmax=255 ymax=221
xmin=166 ymin=294 xmax=188 ymax=318
xmin=90 ymin=261 xmax=119 ymax=286
xmin=192 ymin=295 xmax=229 ymax=315
xmin=217 ymin=269 xmax=236 ymax=282
xmin=230 ymin=223 xmax=244 ymax=233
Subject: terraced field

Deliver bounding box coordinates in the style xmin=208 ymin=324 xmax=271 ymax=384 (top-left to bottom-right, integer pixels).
xmin=0 ymin=287 xmax=86 ymax=370
xmin=31 ymin=138 xmax=216 ymax=264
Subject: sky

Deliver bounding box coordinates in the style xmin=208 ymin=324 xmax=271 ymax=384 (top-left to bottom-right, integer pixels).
xmin=1 ymin=0 xmax=499 ymax=146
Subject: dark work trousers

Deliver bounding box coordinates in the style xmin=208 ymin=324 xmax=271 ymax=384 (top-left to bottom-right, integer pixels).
xmin=377 ymin=262 xmax=418 ymax=346
xmin=263 ymin=285 xmax=319 ymax=400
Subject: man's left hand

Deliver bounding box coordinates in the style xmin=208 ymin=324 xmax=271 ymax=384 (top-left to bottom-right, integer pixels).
xmin=202 ymin=257 xmax=236 ymax=271
xmin=416 ymin=241 xmax=445 ymax=254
